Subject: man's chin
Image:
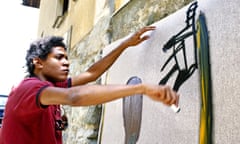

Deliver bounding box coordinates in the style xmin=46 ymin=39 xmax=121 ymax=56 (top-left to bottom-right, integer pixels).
xmin=56 ymin=76 xmax=68 ymax=82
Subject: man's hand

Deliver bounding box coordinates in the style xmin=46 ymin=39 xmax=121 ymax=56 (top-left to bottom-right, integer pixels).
xmin=123 ymin=26 xmax=156 ymax=47
xmin=143 ymin=84 xmax=179 ymax=106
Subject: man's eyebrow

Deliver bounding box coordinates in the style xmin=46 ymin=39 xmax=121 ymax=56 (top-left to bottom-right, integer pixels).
xmin=55 ymin=53 xmax=68 ymax=59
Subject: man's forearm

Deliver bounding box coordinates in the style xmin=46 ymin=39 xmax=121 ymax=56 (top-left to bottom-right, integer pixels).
xmin=86 ymin=41 xmax=128 ymax=78
xmin=70 ymin=84 xmax=145 ymax=106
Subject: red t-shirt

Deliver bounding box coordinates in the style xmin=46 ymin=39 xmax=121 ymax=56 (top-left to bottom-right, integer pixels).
xmin=0 ymin=77 xmax=71 ymax=144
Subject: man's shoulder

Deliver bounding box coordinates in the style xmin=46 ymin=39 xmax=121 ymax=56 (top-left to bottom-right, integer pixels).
xmin=12 ymin=77 xmax=52 ymax=91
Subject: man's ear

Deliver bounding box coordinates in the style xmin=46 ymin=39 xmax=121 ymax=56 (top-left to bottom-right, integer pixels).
xmin=33 ymin=58 xmax=43 ymax=69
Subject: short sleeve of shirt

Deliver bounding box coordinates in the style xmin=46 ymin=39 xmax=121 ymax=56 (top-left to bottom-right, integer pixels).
xmin=36 ymin=78 xmax=72 ymax=108
xmin=7 ymin=77 xmax=71 ymax=118
xmin=7 ymin=78 xmax=52 ymax=118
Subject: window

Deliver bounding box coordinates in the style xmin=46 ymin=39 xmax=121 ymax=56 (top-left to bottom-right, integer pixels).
xmin=62 ymin=0 xmax=69 ymax=15
xmin=53 ymin=0 xmax=69 ymax=28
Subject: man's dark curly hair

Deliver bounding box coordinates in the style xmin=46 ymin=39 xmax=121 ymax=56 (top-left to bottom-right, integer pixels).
xmin=25 ymin=36 xmax=67 ymax=77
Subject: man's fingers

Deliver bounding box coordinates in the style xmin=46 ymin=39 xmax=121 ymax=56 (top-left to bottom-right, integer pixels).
xmin=141 ymin=26 xmax=156 ymax=33
xmin=162 ymin=86 xmax=179 ymax=106
xmin=164 ymin=87 xmax=172 ymax=105
xmin=141 ymin=35 xmax=150 ymax=40
xmin=169 ymin=90 xmax=178 ymax=106
xmin=137 ymin=26 xmax=156 ymax=35
xmin=175 ymin=93 xmax=180 ymax=106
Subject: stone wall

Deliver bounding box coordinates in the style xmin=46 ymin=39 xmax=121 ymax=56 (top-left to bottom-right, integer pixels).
xmin=110 ymin=0 xmax=192 ymax=40
xmin=63 ymin=13 xmax=112 ymax=144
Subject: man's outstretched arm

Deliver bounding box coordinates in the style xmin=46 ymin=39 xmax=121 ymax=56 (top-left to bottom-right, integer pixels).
xmin=71 ymin=26 xmax=156 ymax=86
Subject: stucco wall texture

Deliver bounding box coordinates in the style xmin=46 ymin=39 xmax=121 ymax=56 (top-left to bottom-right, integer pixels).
xmin=100 ymin=0 xmax=240 ymax=144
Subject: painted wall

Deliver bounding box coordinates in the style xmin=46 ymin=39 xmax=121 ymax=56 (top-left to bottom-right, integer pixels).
xmin=101 ymin=0 xmax=240 ymax=143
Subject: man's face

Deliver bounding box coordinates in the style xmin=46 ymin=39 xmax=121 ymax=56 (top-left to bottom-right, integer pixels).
xmin=41 ymin=46 xmax=69 ymax=82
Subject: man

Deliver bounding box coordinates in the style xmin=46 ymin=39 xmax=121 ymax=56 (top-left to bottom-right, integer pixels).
xmin=0 ymin=26 xmax=179 ymax=144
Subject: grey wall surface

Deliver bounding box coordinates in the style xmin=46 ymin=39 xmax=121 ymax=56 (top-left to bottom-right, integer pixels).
xmin=100 ymin=0 xmax=240 ymax=143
